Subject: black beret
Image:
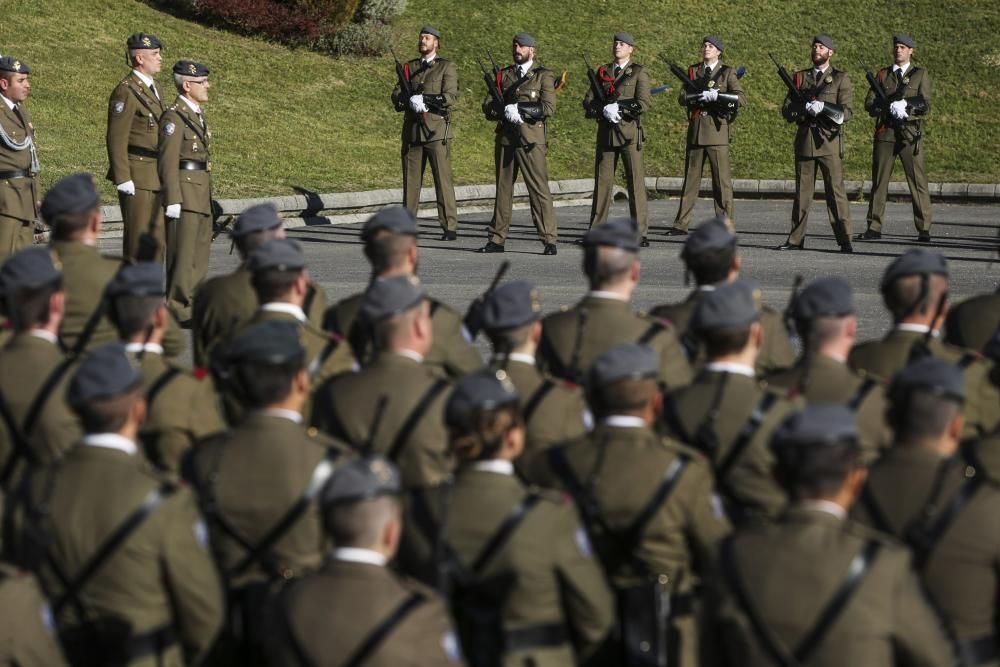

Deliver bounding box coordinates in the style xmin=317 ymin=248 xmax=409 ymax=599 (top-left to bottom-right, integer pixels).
xmin=41 ymin=173 xmax=101 ymax=223
xmin=360 ymin=275 xmax=426 ymax=322
xmin=582 ymin=217 xmax=640 ymax=251
xmin=893 ymin=34 xmax=916 ymax=48
xmin=224 ymin=320 xmax=305 ymax=366
xmin=105 ymin=262 xmax=165 ymax=298
xmin=681 ymin=215 xmax=736 ymax=261
xmin=0 ymin=56 xmax=30 ymax=74
xmin=321 ymin=456 xmax=402 ymax=508
xmin=173 ymin=60 xmax=209 ymax=77
xmin=794 ymin=276 xmax=854 ymax=321
xmin=703 ymin=35 xmax=724 ymax=52
xmin=588 ymin=343 xmax=658 ymax=388
xmin=481 ymin=281 xmax=542 ymax=331
xmin=772 ymin=403 xmax=858 ymax=451
xmin=691 ymin=280 xmax=760 ymax=333
xmin=890 ymin=357 xmax=965 ymax=403
xmin=813 ymin=34 xmax=836 ymax=51
xmin=0 ymin=247 xmax=61 ymax=294
xmin=445 ymin=369 xmax=519 ymax=428
xmin=881 ymin=249 xmax=948 ymax=290
xmin=232 ymin=203 xmax=282 ymax=238
xmin=361 ymin=206 xmax=419 ymax=241
xmin=614 ymin=32 xmax=636 ymax=46
xmin=419 ymin=25 xmax=441 ymax=39
xmin=67 ymin=343 xmax=142 ymax=407
xmin=513 ymin=33 xmax=536 ymax=47
xmin=126 ymin=32 xmax=162 ymax=50
xmin=247 ymin=239 xmax=306 ymax=273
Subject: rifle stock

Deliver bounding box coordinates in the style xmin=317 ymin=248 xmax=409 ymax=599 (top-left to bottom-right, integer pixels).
xmin=391 ymin=47 xmax=432 ymax=141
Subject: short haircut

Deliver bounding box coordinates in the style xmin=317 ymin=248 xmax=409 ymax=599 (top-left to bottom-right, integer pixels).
xmin=235 ymin=227 xmax=282 ymax=260
xmin=371 ymin=300 xmax=426 ymax=351
xmin=233 ymin=360 xmax=302 ymax=409
xmin=587 ymin=377 xmax=657 ymax=415
xmin=889 ymin=388 xmax=962 ymax=443
xmin=250 ymin=268 xmax=301 ymax=304
xmin=774 ymin=439 xmax=860 ymax=500
xmin=583 ymin=246 xmax=636 ymax=290
xmin=700 ymin=326 xmax=751 ymax=358
xmin=686 ymin=245 xmax=736 ymax=285
xmin=486 ymin=323 xmax=533 ymax=355
xmin=108 ymin=295 xmax=161 ymax=339
xmin=449 ymin=404 xmax=521 ymax=463
xmin=364 ymin=231 xmax=415 ymax=274
xmin=4 ymin=279 xmax=62 ymax=331
xmin=73 ymin=385 xmax=143 ymax=434
xmin=797 ymin=315 xmax=849 ymax=349
xmin=883 ymin=274 xmax=947 ymax=322
xmin=50 ymin=210 xmax=96 ymax=241
xmin=325 ymin=495 xmax=400 ymax=547
xmin=173 ymin=73 xmax=189 ymax=94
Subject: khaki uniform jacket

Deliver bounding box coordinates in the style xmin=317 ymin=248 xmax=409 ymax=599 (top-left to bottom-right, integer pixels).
xmin=583 ymin=61 xmax=651 ymax=147
xmin=272 ymin=559 xmax=457 ymax=666
xmin=0 ymin=562 xmax=69 ymax=666
xmin=310 ymin=352 xmax=453 ymax=488
xmin=945 ymin=289 xmax=1000 ymax=352
xmin=157 ymin=97 xmax=211 ymax=214
xmin=538 ymin=295 xmax=693 ymax=389
xmin=864 ymin=64 xmax=931 ymax=144
xmin=247 ymin=307 xmax=356 ymax=386
xmin=679 ymin=62 xmax=747 ymax=147
xmin=8 ymin=443 xmax=224 ymax=666
xmin=661 ymin=370 xmax=800 ymax=519
xmin=852 ymin=447 xmax=1000 ymax=651
xmin=391 ymin=57 xmax=457 ymax=145
xmin=849 ymin=329 xmax=1000 ymax=438
xmin=483 ymin=62 xmax=556 ymax=147
xmin=0 ymin=98 xmax=38 ymax=223
xmin=782 ymin=67 xmax=853 ymax=158
xmin=106 ymin=72 xmax=165 ymax=189
xmin=710 ymin=507 xmax=953 ymax=667
xmin=650 ymin=290 xmax=796 ymax=375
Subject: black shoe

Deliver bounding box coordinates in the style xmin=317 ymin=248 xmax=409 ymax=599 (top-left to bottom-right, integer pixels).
xmin=441 ymin=231 xmax=458 ymax=241
xmin=917 ymin=232 xmax=932 ymax=243
xmin=543 ymin=243 xmax=557 ymax=256
xmin=475 ymin=241 xmax=505 ymax=254
xmin=840 ymin=242 xmax=854 ymax=254
xmin=640 ymin=237 xmax=650 ymax=247
xmin=572 ymin=238 xmax=585 ymax=245
xmin=664 ymin=227 xmax=688 ymax=236
xmin=855 ymin=229 xmax=882 ymax=241
xmin=776 ymin=241 xmax=804 ymax=251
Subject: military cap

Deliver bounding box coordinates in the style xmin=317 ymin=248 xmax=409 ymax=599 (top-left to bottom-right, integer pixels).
xmin=880 ymin=249 xmax=948 ymax=289
xmin=361 ymin=206 xmax=419 ymax=241
xmin=588 ymin=343 xmax=658 ymax=388
xmin=105 ymin=262 xmax=165 ymax=298
xmin=0 ymin=56 xmax=30 ymax=74
xmin=681 ymin=215 xmax=736 ymax=261
xmin=126 ymin=32 xmax=162 ymax=50
xmin=890 ymin=357 xmax=965 ymax=403
xmin=445 ymin=369 xmax=520 ymax=428
xmin=419 ymin=25 xmax=441 ymax=39
xmin=40 ymin=173 xmax=101 ymax=222
xmin=794 ymin=276 xmax=853 ymax=321
xmin=224 ymin=320 xmax=305 ymax=366
xmin=246 ymin=238 xmax=306 ymax=273
xmin=582 ymin=217 xmax=640 ymax=251
xmin=691 ymin=279 xmax=760 ymax=333
xmin=0 ymin=247 xmax=61 ymax=294
xmin=172 ymin=60 xmax=209 ymax=77
xmin=614 ymin=32 xmax=636 ymax=46
xmin=481 ymin=281 xmax=542 ymax=331
xmin=703 ymin=35 xmax=724 ymax=52
xmin=360 ymin=275 xmax=425 ymax=322
xmin=772 ymin=404 xmax=858 ymax=451
xmin=67 ymin=342 xmax=142 ymax=407
xmin=513 ymin=33 xmax=536 ymax=47
xmin=322 ymin=456 xmax=402 ymax=508
xmin=231 ymin=203 xmax=282 ymax=238
xmin=813 ymin=34 xmax=836 ymax=51
xmin=893 ymin=34 xmax=916 ymax=48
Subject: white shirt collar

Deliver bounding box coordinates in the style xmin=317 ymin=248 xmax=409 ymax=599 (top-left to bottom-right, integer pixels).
xmin=422 ymin=55 xmax=436 ymax=66
xmin=394 ymin=348 xmax=425 ymax=364
xmin=81 ymin=433 xmax=139 ymax=456
xmin=896 ymin=323 xmax=937 ymax=335
xmin=1 ymin=94 xmax=15 ymax=111
xmin=696 ymin=284 xmax=717 ymax=292
xmin=27 ymin=329 xmax=59 ymax=345
xmin=893 ymin=63 xmax=910 ymax=75
xmin=333 ymin=547 xmax=387 ymax=567
xmin=518 ymin=60 xmax=534 ymax=75
xmin=603 ymin=415 xmax=646 ymax=428
xmin=705 ymin=361 xmax=755 ymax=377
xmin=823 ymin=351 xmax=848 ymax=364
xmin=614 ymin=59 xmax=630 ymax=71
xmin=498 ymin=352 xmax=536 ymax=366
xmin=132 ymin=69 xmax=155 ymax=88
xmin=704 ymin=59 xmax=719 ymax=72
xmin=471 ymin=460 xmax=515 ymax=476
xmin=124 ymin=342 xmax=164 ymax=355
xmin=799 ymin=499 xmax=847 ymax=520
xmin=814 ymin=65 xmax=829 ymax=76
xmin=588 ymin=290 xmax=628 ymax=302
xmin=261 ymin=302 xmax=307 ymax=323
xmin=257 ymin=408 xmax=303 ymax=424
xmin=179 ymin=95 xmax=201 ymax=115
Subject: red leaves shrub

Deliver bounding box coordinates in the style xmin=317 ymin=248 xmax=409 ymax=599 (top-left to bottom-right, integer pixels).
xmin=188 ymin=0 xmax=360 ymax=46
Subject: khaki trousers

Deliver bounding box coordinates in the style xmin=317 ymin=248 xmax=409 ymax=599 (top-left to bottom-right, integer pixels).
xmin=866 ymin=139 xmax=932 ymax=233
xmin=166 ymin=209 xmax=213 ymax=323
xmin=119 ymin=188 xmax=165 ymax=262
xmin=488 ymin=141 xmax=557 ymax=245
xmin=673 ymin=145 xmax=734 ymax=230
xmin=788 ymin=154 xmax=853 ymax=246
xmin=590 ymin=141 xmax=649 ymax=236
xmin=402 ymin=139 xmax=458 ymax=233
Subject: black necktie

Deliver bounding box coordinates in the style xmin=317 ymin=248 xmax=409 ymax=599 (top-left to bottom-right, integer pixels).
xmin=149 ymin=83 xmax=159 ymax=100
xmin=614 ymin=65 xmax=622 ymax=77
xmin=895 ymin=69 xmax=905 ymax=86
xmin=11 ymin=104 xmax=26 ymax=129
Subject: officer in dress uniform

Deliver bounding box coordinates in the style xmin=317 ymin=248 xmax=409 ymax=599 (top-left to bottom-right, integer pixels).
xmin=392 ymin=26 xmax=460 ymax=241
xmin=107 ymin=33 xmax=167 ymax=261
xmin=584 ymin=32 xmax=652 ymax=243
xmin=0 ymin=55 xmax=39 ymax=261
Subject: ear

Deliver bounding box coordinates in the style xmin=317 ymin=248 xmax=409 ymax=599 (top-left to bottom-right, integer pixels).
xmin=630 ymin=258 xmax=641 ymax=283
xmin=846 ymin=467 xmax=868 ymax=499
xmin=648 ymin=391 xmax=664 ymax=421
xmin=383 ymin=515 xmax=402 ymax=555
xmin=730 ymin=254 xmax=742 ymax=277
xmin=407 ymin=242 xmax=418 ymax=267
xmin=294 ymin=367 xmax=310 ymax=394
xmin=89 ymin=210 xmax=102 ymax=234
xmin=750 ymin=320 xmax=765 ymax=349
xmin=132 ymin=396 xmax=148 ymax=427
xmin=948 ymin=412 xmax=966 ymax=442
xmin=845 ymin=315 xmax=858 ymax=340
xmin=50 ymin=291 xmax=66 ymax=319
xmin=530 ymin=320 xmax=542 ymax=345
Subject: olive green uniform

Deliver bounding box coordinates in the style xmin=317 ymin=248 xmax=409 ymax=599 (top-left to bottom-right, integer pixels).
xmin=710 ymin=507 xmax=953 ymax=667
xmin=484 ymin=62 xmax=558 ymax=246
xmin=945 ymin=289 xmax=1000 ymax=352
xmin=0 ymin=562 xmax=69 ymax=666
xmin=106 ymin=72 xmax=166 ymax=260
xmin=783 ymin=67 xmax=854 ymax=246
xmin=538 ymin=294 xmax=693 ymax=389
xmin=0 ymin=96 xmax=39 ymax=260
xmin=158 ymin=96 xmax=213 ymax=323
xmin=392 ymin=57 xmax=459 ymax=233
xmin=673 ymin=62 xmax=747 ymax=231
xmin=584 ymin=61 xmax=651 ymax=235
xmin=864 ymin=64 xmax=932 ymax=235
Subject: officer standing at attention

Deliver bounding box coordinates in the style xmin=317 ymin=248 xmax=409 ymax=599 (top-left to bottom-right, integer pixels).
xmin=392 ymin=26 xmax=460 ymax=241
xmin=709 ymin=404 xmax=954 ymax=667
xmin=0 ymin=55 xmax=39 ymax=261
xmin=478 ymin=33 xmax=559 ymax=255
xmin=667 ymin=36 xmax=746 ymax=235
xmin=6 ymin=343 xmax=224 ymax=666
xmin=584 ymin=32 xmax=652 ymax=244
xmin=159 ymin=60 xmax=213 ymax=326
xmin=853 ymin=358 xmax=1000 ymax=666
xmin=106 ymin=33 xmax=167 ymax=260
xmin=270 ymin=456 xmax=460 ymax=666
xmin=856 ymin=34 xmax=933 ymax=243
xmin=777 ymin=35 xmax=854 ymax=253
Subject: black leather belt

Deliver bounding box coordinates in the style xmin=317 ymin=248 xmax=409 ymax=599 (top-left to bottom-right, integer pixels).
xmin=505 ymin=623 xmax=567 ymax=652
xmin=125 ymin=625 xmax=177 ymax=661
xmin=957 ymin=635 xmax=999 ymax=666
xmin=0 ymin=169 xmax=29 ymax=180
xmin=127 ymin=145 xmax=159 ymax=159
xmin=179 ymin=160 xmax=208 ymax=171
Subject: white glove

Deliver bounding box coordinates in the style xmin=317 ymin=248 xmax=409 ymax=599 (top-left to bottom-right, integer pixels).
xmin=602 ymin=102 xmax=622 ymax=124
xmin=409 ymin=94 xmax=428 ymax=114
xmin=889 ymin=99 xmax=908 ymax=120
xmin=805 ymin=100 xmax=826 ymax=116
xmin=699 ymin=89 xmax=719 ymax=103
xmin=165 ymin=203 xmax=181 ymax=219
xmin=116 ymin=180 xmax=135 ymax=196
xmin=504 ymin=103 xmax=523 ymax=125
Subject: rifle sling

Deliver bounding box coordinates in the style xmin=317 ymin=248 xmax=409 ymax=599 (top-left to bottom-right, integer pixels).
xmin=341 ymin=592 xmax=428 ymax=667
xmin=0 ymin=388 xmax=36 ymax=485
xmin=716 ymin=393 xmax=779 ymax=482
xmin=522 ymin=380 xmax=555 ymax=423
xmin=145 ymin=367 xmax=181 ymax=408
xmin=386 ymin=379 xmax=449 ymax=463
xmin=910 ymin=473 xmax=984 ymax=569
xmin=125 ymin=80 xmax=162 ymax=121
xmin=847 ymin=378 xmax=877 ymax=411
xmin=472 ymin=493 xmax=541 ymax=573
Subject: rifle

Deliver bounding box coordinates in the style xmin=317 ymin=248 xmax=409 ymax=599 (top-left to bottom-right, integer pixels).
xmin=567 ymin=308 xmax=590 ymax=385
xmin=663 ymin=54 xmax=740 ymax=119
xmin=478 ymin=55 xmax=507 ymax=122
xmin=462 ymin=260 xmax=511 ymax=340
xmin=783 ymin=274 xmax=804 ymax=341
xmin=582 ymin=53 xmax=626 ymax=142
xmin=651 ymin=66 xmax=746 ymax=96
xmin=768 ymin=52 xmax=845 ymax=126
xmin=391 ymin=47 xmax=432 ymax=141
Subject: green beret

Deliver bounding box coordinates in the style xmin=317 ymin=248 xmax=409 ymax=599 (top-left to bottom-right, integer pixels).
xmin=67 ymin=343 xmax=142 ymax=408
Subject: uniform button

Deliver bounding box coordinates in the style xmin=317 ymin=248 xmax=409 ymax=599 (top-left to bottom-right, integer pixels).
xmin=307 ymin=427 xmax=318 ymax=437
xmin=965 ymin=466 xmax=976 ymax=478
xmin=639 ymin=641 xmax=650 ymax=652
xmin=658 ymin=574 xmax=669 ymax=585
xmin=280 ymin=568 xmax=294 ymax=580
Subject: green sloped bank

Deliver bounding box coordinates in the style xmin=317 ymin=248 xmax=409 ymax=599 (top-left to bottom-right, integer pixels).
xmin=3 ymin=0 xmax=999 ymax=200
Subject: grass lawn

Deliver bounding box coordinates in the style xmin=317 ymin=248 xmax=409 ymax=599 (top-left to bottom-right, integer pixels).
xmin=4 ymin=0 xmax=1000 ymax=200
